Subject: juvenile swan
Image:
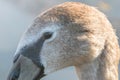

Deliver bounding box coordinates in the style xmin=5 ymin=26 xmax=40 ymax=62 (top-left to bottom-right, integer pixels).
xmin=7 ymin=2 xmax=120 ymax=80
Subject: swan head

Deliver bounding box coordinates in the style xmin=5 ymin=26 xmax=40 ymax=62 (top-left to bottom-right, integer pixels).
xmin=7 ymin=2 xmax=119 ymax=80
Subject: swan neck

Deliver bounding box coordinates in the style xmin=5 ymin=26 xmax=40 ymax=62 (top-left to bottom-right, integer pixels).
xmin=75 ymin=58 xmax=118 ymax=80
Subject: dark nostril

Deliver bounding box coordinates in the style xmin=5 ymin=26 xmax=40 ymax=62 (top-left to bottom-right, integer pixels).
xmin=8 ymin=72 xmax=19 ymax=80
xmin=43 ymin=32 xmax=53 ymax=40
xmin=8 ymin=66 xmax=20 ymax=80
xmin=11 ymin=74 xmax=19 ymax=80
xmin=10 ymin=70 xmax=20 ymax=80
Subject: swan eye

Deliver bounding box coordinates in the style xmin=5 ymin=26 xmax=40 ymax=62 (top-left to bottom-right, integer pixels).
xmin=43 ymin=32 xmax=53 ymax=40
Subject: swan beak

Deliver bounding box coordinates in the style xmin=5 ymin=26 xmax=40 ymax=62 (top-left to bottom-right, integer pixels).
xmin=7 ymin=35 xmax=48 ymax=80
xmin=7 ymin=58 xmax=20 ymax=80
xmin=7 ymin=54 xmax=45 ymax=80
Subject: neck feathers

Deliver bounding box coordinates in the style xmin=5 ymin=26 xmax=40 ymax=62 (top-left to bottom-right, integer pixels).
xmin=75 ymin=35 xmax=120 ymax=80
xmin=98 ymin=35 xmax=120 ymax=80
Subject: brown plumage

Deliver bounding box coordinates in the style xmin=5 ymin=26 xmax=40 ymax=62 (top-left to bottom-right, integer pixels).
xmin=8 ymin=2 xmax=120 ymax=80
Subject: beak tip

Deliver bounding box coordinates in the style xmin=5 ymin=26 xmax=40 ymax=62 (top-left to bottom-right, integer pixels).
xmin=7 ymin=72 xmax=19 ymax=80
xmin=7 ymin=66 xmax=20 ymax=80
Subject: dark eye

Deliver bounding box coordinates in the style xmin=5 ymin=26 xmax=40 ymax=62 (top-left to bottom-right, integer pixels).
xmin=43 ymin=32 xmax=53 ymax=40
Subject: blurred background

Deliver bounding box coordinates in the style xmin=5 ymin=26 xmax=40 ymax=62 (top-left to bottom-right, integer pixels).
xmin=0 ymin=0 xmax=120 ymax=80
